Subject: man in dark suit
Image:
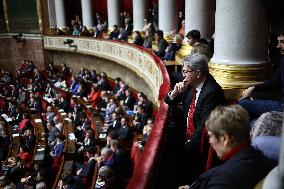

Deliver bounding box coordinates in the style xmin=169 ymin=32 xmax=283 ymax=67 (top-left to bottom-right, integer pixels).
xmin=22 ymin=128 xmax=36 ymax=150
xmin=154 ymin=30 xmax=168 ymax=58
xmin=116 ymin=117 xmax=131 ymax=141
xmin=118 ymin=25 xmax=129 ymax=41
xmin=178 ymin=105 xmax=273 ymax=189
xmin=239 ymin=30 xmax=284 ymax=120
xmin=164 ymin=53 xmax=226 ymax=182
xmin=73 ymin=147 xmax=96 ymax=186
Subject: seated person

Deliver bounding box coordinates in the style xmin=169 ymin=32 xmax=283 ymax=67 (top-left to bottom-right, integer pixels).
xmin=4 ymin=156 xmax=25 ymax=185
xmin=178 ymin=105 xmax=274 ymax=189
xmin=50 ymin=134 xmax=65 ymax=158
xmin=153 ymin=30 xmax=168 ymax=58
xmin=76 ymin=129 xmax=96 ymax=153
xmin=108 ymin=25 xmax=120 ymax=40
xmin=21 ymin=128 xmax=36 ymax=150
xmin=54 ymin=76 xmax=67 ymax=88
xmin=17 ymin=146 xmax=32 ymax=168
xmin=239 ymin=30 xmax=284 ymax=120
xmin=116 ymin=117 xmax=131 ymax=141
xmin=133 ymin=31 xmax=144 ymax=46
xmin=163 ymin=34 xmax=184 ymax=61
xmin=143 ymin=30 xmax=154 ymax=49
xmin=250 ymin=111 xmax=283 ymax=139
xmin=18 ymin=114 xmax=32 ymax=134
xmin=186 ymin=30 xmax=212 ymax=59
xmin=87 ymin=86 xmax=101 ymax=107
xmin=73 ymin=147 xmax=97 ymax=186
xmin=117 ymin=25 xmax=128 ymax=41
xmin=95 ymin=166 xmax=116 ymax=189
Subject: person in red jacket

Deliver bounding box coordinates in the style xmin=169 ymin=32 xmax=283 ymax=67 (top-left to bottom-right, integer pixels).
xmin=88 ymin=86 xmax=101 ymax=108
xmin=17 ymin=146 xmax=32 ymax=168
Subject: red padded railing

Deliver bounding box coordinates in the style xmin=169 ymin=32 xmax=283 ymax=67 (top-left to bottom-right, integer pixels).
xmin=124 ymin=43 xmax=170 ymax=189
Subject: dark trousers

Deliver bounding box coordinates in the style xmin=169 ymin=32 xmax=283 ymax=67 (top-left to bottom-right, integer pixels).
xmin=238 ymin=99 xmax=283 ymax=120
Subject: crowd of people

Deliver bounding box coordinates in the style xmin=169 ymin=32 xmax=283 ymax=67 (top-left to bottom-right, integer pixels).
xmin=0 ymin=53 xmax=157 ymax=188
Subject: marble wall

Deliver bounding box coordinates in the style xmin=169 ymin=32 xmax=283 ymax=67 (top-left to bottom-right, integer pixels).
xmin=0 ymin=36 xmax=45 ymax=73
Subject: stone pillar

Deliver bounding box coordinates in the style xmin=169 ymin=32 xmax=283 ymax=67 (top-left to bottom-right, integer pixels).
xmin=107 ymin=0 xmax=121 ymax=30
xmin=47 ymin=0 xmax=56 ymax=28
xmin=54 ymin=0 xmax=66 ymax=29
xmin=159 ymin=0 xmax=177 ymax=35
xmin=185 ymin=0 xmax=214 ymax=39
xmin=210 ymin=0 xmax=270 ymax=90
xmin=81 ymin=0 xmax=93 ymax=29
xmin=132 ymin=0 xmax=147 ymax=31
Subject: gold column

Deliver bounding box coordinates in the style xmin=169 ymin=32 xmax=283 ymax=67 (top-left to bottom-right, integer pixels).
xmin=36 ymin=0 xmax=43 ymax=33
xmin=3 ymin=0 xmax=9 ymax=32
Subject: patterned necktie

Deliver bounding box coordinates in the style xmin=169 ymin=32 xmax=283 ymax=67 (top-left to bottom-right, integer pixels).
xmin=186 ymin=89 xmax=197 ymax=140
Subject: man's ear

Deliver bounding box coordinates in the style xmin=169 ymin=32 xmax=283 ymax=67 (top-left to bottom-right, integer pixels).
xmin=196 ymin=70 xmax=202 ymax=78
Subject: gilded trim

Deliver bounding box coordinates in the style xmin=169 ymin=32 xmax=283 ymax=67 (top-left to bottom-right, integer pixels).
xmin=3 ymin=0 xmax=9 ymax=32
xmin=209 ymin=61 xmax=271 ymax=89
xmin=36 ymin=0 xmax=43 ymax=33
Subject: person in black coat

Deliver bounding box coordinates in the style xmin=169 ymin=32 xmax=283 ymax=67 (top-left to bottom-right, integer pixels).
xmin=239 ymin=30 xmax=284 ymax=120
xmin=154 ymin=30 xmax=168 ymax=58
xmin=108 ymin=25 xmax=120 ymax=40
xmin=133 ymin=31 xmax=144 ymax=46
xmin=164 ymin=53 xmax=226 ymax=182
xmin=116 ymin=117 xmax=131 ymax=141
xmin=178 ymin=105 xmax=274 ymax=189
xmin=118 ymin=25 xmax=129 ymax=41
xmin=73 ymin=147 xmax=97 ymax=187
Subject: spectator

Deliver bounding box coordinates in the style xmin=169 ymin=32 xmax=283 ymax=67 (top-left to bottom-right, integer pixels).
xmin=179 ymin=105 xmax=274 ymax=189
xmin=108 ymin=25 xmax=120 ymax=40
xmin=239 ymin=30 xmax=284 ymax=120
xmin=250 ymin=111 xmax=283 ymax=139
xmin=143 ymin=30 xmax=154 ymax=49
xmin=17 ymin=146 xmax=32 ymax=168
xmin=116 ymin=117 xmax=131 ymax=141
xmin=153 ymin=30 xmax=168 ymax=58
xmin=163 ymin=34 xmax=184 ymax=61
xmin=118 ymin=25 xmax=128 ymax=41
xmin=187 ymin=30 xmax=212 ymax=59
xmin=133 ymin=31 xmax=144 ymax=46
xmin=73 ymin=147 xmax=97 ymax=186
xmin=50 ymin=134 xmax=65 ymax=158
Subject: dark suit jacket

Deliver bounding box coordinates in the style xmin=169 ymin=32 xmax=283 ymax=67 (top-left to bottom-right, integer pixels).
xmin=117 ymin=126 xmax=131 ymax=140
xmin=79 ymin=159 xmax=96 ymax=180
xmin=118 ymin=30 xmax=129 ymax=41
xmin=191 ymin=147 xmax=273 ymax=189
xmin=124 ymin=96 xmax=135 ymax=110
xmin=254 ymin=56 xmax=284 ymax=99
xmin=164 ymin=74 xmax=226 ymax=146
xmin=155 ymin=38 xmax=168 ymax=58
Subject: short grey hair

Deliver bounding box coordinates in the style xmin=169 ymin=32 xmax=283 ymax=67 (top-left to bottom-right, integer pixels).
xmin=101 ymin=147 xmax=113 ymax=157
xmin=182 ymin=53 xmax=209 ymax=75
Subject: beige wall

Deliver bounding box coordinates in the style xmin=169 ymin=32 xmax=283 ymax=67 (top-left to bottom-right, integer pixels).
xmin=45 ymin=50 xmax=155 ymax=102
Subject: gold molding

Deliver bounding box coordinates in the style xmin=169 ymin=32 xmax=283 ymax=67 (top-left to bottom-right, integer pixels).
xmin=209 ymin=61 xmax=271 ymax=89
xmin=36 ymin=0 xmax=43 ymax=33
xmin=3 ymin=0 xmax=9 ymax=32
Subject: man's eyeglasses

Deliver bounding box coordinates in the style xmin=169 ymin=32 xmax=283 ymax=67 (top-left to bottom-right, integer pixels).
xmin=182 ymin=69 xmax=195 ymax=74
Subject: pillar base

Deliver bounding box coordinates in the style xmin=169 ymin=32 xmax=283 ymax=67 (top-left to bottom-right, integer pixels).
xmin=175 ymin=43 xmax=192 ymax=64
xmin=209 ymin=61 xmax=271 ymax=89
